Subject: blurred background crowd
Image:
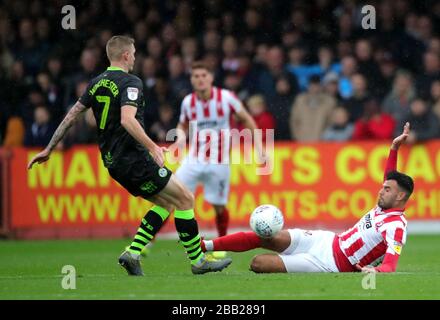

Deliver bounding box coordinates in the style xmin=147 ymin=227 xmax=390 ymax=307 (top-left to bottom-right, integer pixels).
xmin=1 ymin=0 xmax=440 ymax=149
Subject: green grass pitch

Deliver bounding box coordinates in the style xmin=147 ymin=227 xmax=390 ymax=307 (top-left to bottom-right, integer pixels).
xmin=0 ymin=235 xmax=439 ymax=300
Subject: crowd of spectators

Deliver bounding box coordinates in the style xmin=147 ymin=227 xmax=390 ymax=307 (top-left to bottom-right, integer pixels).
xmin=1 ymin=0 xmax=440 ymax=148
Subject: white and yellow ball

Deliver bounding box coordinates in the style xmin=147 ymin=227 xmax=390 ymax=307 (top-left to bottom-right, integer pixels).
xmin=250 ymin=204 xmax=284 ymax=238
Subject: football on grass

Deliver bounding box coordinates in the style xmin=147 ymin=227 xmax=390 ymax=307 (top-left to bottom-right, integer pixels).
xmin=250 ymin=204 xmax=284 ymax=238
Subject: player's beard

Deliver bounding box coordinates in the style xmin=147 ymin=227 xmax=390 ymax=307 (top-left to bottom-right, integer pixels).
xmin=378 ymin=197 xmax=391 ymax=210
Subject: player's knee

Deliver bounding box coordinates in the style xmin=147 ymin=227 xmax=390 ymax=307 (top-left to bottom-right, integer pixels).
xmin=151 ymin=196 xmax=174 ymax=213
xmin=178 ymin=187 xmax=194 ymax=209
xmin=250 ymin=255 xmax=267 ymax=273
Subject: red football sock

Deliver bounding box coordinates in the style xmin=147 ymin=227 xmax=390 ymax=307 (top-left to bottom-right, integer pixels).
xmin=200 ymin=238 xmax=206 ymax=252
xmin=212 ymin=232 xmax=261 ymax=252
xmin=215 ymin=208 xmax=230 ymax=237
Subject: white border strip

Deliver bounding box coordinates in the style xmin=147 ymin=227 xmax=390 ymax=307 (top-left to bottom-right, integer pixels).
xmin=407 ymin=220 xmax=440 ymax=234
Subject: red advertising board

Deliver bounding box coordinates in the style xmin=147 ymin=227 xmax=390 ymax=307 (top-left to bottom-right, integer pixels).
xmin=7 ymin=141 xmax=440 ymax=238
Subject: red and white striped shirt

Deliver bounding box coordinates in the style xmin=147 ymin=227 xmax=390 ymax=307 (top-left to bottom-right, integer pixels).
xmin=332 ymin=148 xmax=407 ymax=272
xmin=334 ymin=207 xmax=407 ymax=272
xmin=179 ymin=87 xmax=242 ymax=163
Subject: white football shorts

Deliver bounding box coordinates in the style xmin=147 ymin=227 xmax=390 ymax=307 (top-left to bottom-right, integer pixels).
xmin=279 ymin=229 xmax=339 ymax=273
xmin=175 ymin=157 xmax=230 ymax=205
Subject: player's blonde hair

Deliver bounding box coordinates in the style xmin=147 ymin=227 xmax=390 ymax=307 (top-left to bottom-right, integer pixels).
xmin=106 ymin=35 xmax=135 ymax=62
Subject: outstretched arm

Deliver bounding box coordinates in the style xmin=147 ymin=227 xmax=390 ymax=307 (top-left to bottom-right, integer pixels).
xmin=384 ymin=122 xmax=410 ymax=180
xmin=27 ymin=101 xmax=87 ymax=169
xmin=357 ymin=253 xmax=400 ymax=273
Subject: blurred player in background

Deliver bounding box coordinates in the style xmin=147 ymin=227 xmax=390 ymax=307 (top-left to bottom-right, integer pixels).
xmin=201 ymin=123 xmax=413 ymax=273
xmin=175 ymin=61 xmax=262 ymax=239
xmin=27 ymin=35 xmax=232 ymax=276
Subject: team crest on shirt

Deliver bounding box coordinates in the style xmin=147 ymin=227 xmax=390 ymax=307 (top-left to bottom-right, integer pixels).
xmin=127 ymin=87 xmax=139 ymax=100
xmin=158 ymin=168 xmax=168 ymax=178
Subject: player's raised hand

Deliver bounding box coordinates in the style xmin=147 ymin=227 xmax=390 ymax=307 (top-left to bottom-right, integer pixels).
xmin=27 ymin=148 xmax=51 ymax=169
xmin=391 ymin=122 xmax=410 ymax=150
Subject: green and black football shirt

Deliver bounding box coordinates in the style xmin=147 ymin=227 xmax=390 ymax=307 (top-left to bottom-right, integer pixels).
xmin=79 ymin=66 xmax=148 ymax=168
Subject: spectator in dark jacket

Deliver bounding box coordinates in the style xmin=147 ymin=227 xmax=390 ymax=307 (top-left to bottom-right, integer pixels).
xmin=397 ymin=98 xmax=440 ymax=143
xmin=149 ymin=104 xmax=176 ymax=143
xmin=415 ymin=51 xmax=440 ymax=100
xmin=343 ymin=73 xmax=370 ymax=122
xmin=24 ymin=105 xmax=56 ymax=147
xmin=270 ymin=76 xmax=296 ymax=140
xmin=168 ymin=55 xmax=191 ymax=102
xmin=431 ymin=80 xmax=440 ymax=121
xmin=354 ymin=39 xmax=385 ymax=97
xmin=256 ymin=46 xmax=299 ymax=101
